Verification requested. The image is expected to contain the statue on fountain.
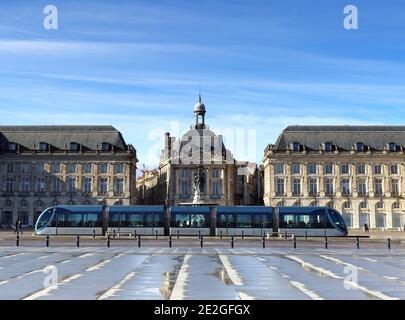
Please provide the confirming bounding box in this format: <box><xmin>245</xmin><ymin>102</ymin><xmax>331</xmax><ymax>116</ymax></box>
<box><xmin>193</xmin><ymin>166</ymin><xmax>206</xmax><ymax>203</ymax></box>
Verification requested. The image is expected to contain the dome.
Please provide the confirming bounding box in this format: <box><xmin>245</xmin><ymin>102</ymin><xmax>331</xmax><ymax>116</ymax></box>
<box><xmin>194</xmin><ymin>94</ymin><xmax>206</xmax><ymax>113</ymax></box>
<box><xmin>194</xmin><ymin>102</ymin><xmax>206</xmax><ymax>113</ymax></box>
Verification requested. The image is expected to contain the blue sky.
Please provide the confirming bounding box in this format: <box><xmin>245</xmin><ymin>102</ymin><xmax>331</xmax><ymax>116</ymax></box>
<box><xmin>1</xmin><ymin>0</ymin><xmax>405</xmax><ymax>167</ymax></box>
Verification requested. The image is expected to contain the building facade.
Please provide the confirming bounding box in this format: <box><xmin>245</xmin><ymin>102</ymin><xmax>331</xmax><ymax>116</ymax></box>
<box><xmin>0</xmin><ymin>126</ymin><xmax>138</xmax><ymax>227</ymax></box>
<box><xmin>264</xmin><ymin>126</ymin><xmax>405</xmax><ymax>230</ymax></box>
<box><xmin>136</xmin><ymin>96</ymin><xmax>263</xmax><ymax>206</ymax></box>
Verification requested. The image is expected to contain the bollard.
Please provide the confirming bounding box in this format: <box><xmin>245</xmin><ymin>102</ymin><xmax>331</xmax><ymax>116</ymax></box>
<box><xmin>305</xmin><ymin>231</ymin><xmax>308</xmax><ymax>240</ymax></box>
<box><xmin>231</xmin><ymin>236</ymin><xmax>234</xmax><ymax>249</ymax></box>
<box><xmin>356</xmin><ymin>236</ymin><xmax>360</xmax><ymax>250</ymax></box>
<box><xmin>324</xmin><ymin>236</ymin><xmax>328</xmax><ymax>250</ymax></box>
<box><xmin>107</xmin><ymin>235</ymin><xmax>110</xmax><ymax>248</ymax></box>
<box><xmin>241</xmin><ymin>230</ymin><xmax>244</xmax><ymax>239</ymax></box>
<box><xmin>293</xmin><ymin>235</ymin><xmax>297</xmax><ymax>249</ymax></box>
<box><xmin>138</xmin><ymin>235</ymin><xmax>141</xmax><ymax>248</ymax></box>
<box><xmin>387</xmin><ymin>238</ymin><xmax>391</xmax><ymax>251</ymax></box>
<box><xmin>177</xmin><ymin>230</ymin><xmax>180</xmax><ymax>239</ymax></box>
<box><xmin>76</xmin><ymin>235</ymin><xmax>80</xmax><ymax>248</ymax></box>
<box><xmin>46</xmin><ymin>235</ymin><xmax>49</xmax><ymax>247</ymax></box>
<box><xmin>262</xmin><ymin>235</ymin><xmax>265</xmax><ymax>249</ymax></box>
<box><xmin>200</xmin><ymin>236</ymin><xmax>203</xmax><ymax>248</ymax></box>
<box><xmin>93</xmin><ymin>229</ymin><xmax>96</xmax><ymax>238</ymax></box>
<box><xmin>113</xmin><ymin>230</ymin><xmax>116</xmax><ymax>239</ymax></box>
<box><xmin>284</xmin><ymin>230</ymin><xmax>287</xmax><ymax>240</ymax></box>
<box><xmin>155</xmin><ymin>230</ymin><xmax>158</xmax><ymax>239</ymax></box>
<box><xmin>16</xmin><ymin>234</ymin><xmax>20</xmax><ymax>247</ymax></box>
<box><xmin>169</xmin><ymin>235</ymin><xmax>172</xmax><ymax>248</ymax></box>
<box><xmin>220</xmin><ymin>230</ymin><xmax>223</xmax><ymax>240</ymax></box>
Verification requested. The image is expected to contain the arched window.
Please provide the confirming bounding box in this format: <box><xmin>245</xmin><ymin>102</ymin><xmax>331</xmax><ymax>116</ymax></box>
<box><xmin>51</xmin><ymin>200</ymin><xmax>59</xmax><ymax>206</ymax></box>
<box><xmin>66</xmin><ymin>200</ymin><xmax>76</xmax><ymax>205</ymax></box>
<box><xmin>376</xmin><ymin>200</ymin><xmax>384</xmax><ymax>209</ymax></box>
<box><xmin>20</xmin><ymin>199</ymin><xmax>28</xmax><ymax>207</ymax></box>
<box><xmin>359</xmin><ymin>201</ymin><xmax>368</xmax><ymax>209</ymax></box>
<box><xmin>293</xmin><ymin>201</ymin><xmax>302</xmax><ymax>207</ymax></box>
<box><xmin>343</xmin><ymin>201</ymin><xmax>351</xmax><ymax>209</ymax></box>
<box><xmin>309</xmin><ymin>201</ymin><xmax>317</xmax><ymax>207</ymax></box>
<box><xmin>35</xmin><ymin>200</ymin><xmax>45</xmax><ymax>207</ymax></box>
<box><xmin>393</xmin><ymin>202</ymin><xmax>401</xmax><ymax>209</ymax></box>
<box><xmin>83</xmin><ymin>200</ymin><xmax>92</xmax><ymax>205</ymax></box>
<box><xmin>5</xmin><ymin>200</ymin><xmax>13</xmax><ymax>207</ymax></box>
<box><xmin>114</xmin><ymin>200</ymin><xmax>123</xmax><ymax>206</ymax></box>
<box><xmin>276</xmin><ymin>201</ymin><xmax>283</xmax><ymax>207</ymax></box>
<box><xmin>326</xmin><ymin>201</ymin><xmax>334</xmax><ymax>208</ymax></box>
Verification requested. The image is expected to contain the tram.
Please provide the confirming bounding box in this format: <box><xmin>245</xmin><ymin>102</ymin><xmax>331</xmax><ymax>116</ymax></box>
<box><xmin>35</xmin><ymin>205</ymin><xmax>348</xmax><ymax>237</ymax></box>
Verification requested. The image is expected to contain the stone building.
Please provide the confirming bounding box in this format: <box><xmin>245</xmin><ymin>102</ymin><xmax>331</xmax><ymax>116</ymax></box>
<box><xmin>136</xmin><ymin>169</ymin><xmax>159</xmax><ymax>205</ymax></box>
<box><xmin>138</xmin><ymin>96</ymin><xmax>262</xmax><ymax>206</ymax></box>
<box><xmin>263</xmin><ymin>125</ymin><xmax>405</xmax><ymax>230</ymax></box>
<box><xmin>0</xmin><ymin>125</ymin><xmax>138</xmax><ymax>227</ymax></box>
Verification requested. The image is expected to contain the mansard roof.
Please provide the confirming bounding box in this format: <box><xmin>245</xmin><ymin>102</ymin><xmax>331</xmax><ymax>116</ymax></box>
<box><xmin>0</xmin><ymin>125</ymin><xmax>130</xmax><ymax>151</ymax></box>
<box><xmin>274</xmin><ymin>125</ymin><xmax>405</xmax><ymax>151</ymax></box>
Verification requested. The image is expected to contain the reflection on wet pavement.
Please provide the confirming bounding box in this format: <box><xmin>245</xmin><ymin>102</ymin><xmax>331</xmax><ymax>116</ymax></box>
<box><xmin>1</xmin><ymin>246</ymin><xmax>405</xmax><ymax>300</ymax></box>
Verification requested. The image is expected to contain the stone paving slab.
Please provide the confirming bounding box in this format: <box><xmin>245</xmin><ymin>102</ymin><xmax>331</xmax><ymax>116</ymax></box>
<box><xmin>0</xmin><ymin>246</ymin><xmax>405</xmax><ymax>300</ymax></box>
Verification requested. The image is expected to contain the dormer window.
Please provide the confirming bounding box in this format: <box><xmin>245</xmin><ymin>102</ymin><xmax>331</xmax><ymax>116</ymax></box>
<box><xmin>101</xmin><ymin>142</ymin><xmax>111</xmax><ymax>151</ymax></box>
<box><xmin>388</xmin><ymin>142</ymin><xmax>400</xmax><ymax>152</ymax></box>
<box><xmin>8</xmin><ymin>142</ymin><xmax>17</xmax><ymax>152</ymax></box>
<box><xmin>356</xmin><ymin>142</ymin><xmax>365</xmax><ymax>152</ymax></box>
<box><xmin>291</xmin><ymin>142</ymin><xmax>301</xmax><ymax>152</ymax></box>
<box><xmin>323</xmin><ymin>142</ymin><xmax>334</xmax><ymax>152</ymax></box>
<box><xmin>70</xmin><ymin>142</ymin><xmax>79</xmax><ymax>152</ymax></box>
<box><xmin>38</xmin><ymin>142</ymin><xmax>48</xmax><ymax>152</ymax></box>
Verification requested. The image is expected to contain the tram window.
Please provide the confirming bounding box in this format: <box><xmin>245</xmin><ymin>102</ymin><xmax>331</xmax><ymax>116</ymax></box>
<box><xmin>328</xmin><ymin>210</ymin><xmax>346</xmax><ymax>231</ymax></box>
<box><xmin>56</xmin><ymin>211</ymin><xmax>66</xmax><ymax>227</ymax></box>
<box><xmin>190</xmin><ymin>214</ymin><xmax>207</xmax><ymax>228</ymax></box>
<box><xmin>219</xmin><ymin>213</ymin><xmax>235</xmax><ymax>228</ymax></box>
<box><xmin>219</xmin><ymin>214</ymin><xmax>227</xmax><ymax>227</ymax></box>
<box><xmin>36</xmin><ymin>208</ymin><xmax>54</xmax><ymax>230</ymax></box>
<box><xmin>66</xmin><ymin>213</ymin><xmax>84</xmax><ymax>227</ymax></box>
<box><xmin>237</xmin><ymin>214</ymin><xmax>252</xmax><ymax>228</ymax></box>
<box><xmin>83</xmin><ymin>213</ymin><xmax>100</xmax><ymax>227</ymax></box>
<box><xmin>256</xmin><ymin>213</ymin><xmax>272</xmax><ymax>228</ymax></box>
<box><xmin>146</xmin><ymin>213</ymin><xmax>162</xmax><ymax>227</ymax></box>
<box><xmin>175</xmin><ymin>214</ymin><xmax>190</xmax><ymax>227</ymax></box>
<box><xmin>109</xmin><ymin>213</ymin><xmax>121</xmax><ymax>227</ymax></box>
<box><xmin>127</xmin><ymin>214</ymin><xmax>144</xmax><ymax>227</ymax></box>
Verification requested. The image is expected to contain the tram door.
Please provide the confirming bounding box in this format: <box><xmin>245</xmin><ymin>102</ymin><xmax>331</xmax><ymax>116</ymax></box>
<box><xmin>219</xmin><ymin>213</ymin><xmax>234</xmax><ymax>236</ymax></box>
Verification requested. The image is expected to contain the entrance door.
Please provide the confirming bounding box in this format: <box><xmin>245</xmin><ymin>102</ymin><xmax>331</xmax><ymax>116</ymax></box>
<box><xmin>359</xmin><ymin>213</ymin><xmax>370</xmax><ymax>229</ymax></box>
<box><xmin>1</xmin><ymin>211</ymin><xmax>13</xmax><ymax>227</ymax></box>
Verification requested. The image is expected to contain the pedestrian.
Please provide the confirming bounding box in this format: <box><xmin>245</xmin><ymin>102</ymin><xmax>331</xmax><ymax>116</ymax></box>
<box><xmin>19</xmin><ymin>220</ymin><xmax>23</xmax><ymax>234</ymax></box>
<box><xmin>13</xmin><ymin>220</ymin><xmax>18</xmax><ymax>234</ymax></box>
<box><xmin>364</xmin><ymin>222</ymin><xmax>369</xmax><ymax>233</ymax></box>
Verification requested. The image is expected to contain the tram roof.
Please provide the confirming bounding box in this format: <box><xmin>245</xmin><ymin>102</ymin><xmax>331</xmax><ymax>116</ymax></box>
<box><xmin>217</xmin><ymin>206</ymin><xmax>272</xmax><ymax>213</ymax></box>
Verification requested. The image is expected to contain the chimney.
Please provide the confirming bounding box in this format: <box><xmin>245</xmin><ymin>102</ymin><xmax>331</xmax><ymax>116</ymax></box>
<box><xmin>165</xmin><ymin>132</ymin><xmax>171</xmax><ymax>159</ymax></box>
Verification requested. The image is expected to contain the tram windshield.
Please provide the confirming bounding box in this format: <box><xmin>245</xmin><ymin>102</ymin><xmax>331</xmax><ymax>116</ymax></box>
<box><xmin>328</xmin><ymin>209</ymin><xmax>347</xmax><ymax>232</ymax></box>
<box><xmin>35</xmin><ymin>208</ymin><xmax>54</xmax><ymax>231</ymax></box>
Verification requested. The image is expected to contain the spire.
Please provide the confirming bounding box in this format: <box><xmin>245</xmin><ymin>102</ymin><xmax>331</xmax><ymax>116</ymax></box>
<box><xmin>198</xmin><ymin>93</ymin><xmax>202</xmax><ymax>103</ymax></box>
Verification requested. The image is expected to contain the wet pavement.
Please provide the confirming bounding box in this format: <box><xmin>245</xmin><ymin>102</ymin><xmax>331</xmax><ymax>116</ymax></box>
<box><xmin>1</xmin><ymin>246</ymin><xmax>405</xmax><ymax>300</ymax></box>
